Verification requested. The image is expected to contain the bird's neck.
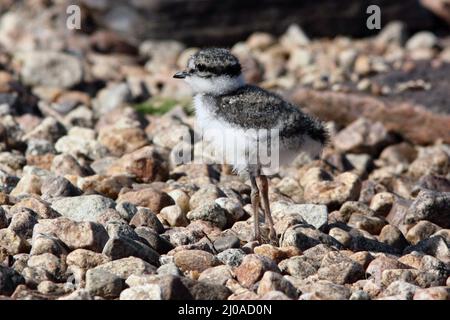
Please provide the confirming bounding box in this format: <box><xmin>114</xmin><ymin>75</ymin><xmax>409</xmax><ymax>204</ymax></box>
<box><xmin>192</xmin><ymin>74</ymin><xmax>245</xmax><ymax>96</ymax></box>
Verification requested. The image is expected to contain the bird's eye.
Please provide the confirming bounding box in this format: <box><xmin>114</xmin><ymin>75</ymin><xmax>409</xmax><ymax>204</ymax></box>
<box><xmin>197</xmin><ymin>64</ymin><xmax>206</xmax><ymax>72</ymax></box>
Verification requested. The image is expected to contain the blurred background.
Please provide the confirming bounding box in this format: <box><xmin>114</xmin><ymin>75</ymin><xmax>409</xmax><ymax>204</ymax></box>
<box><xmin>0</xmin><ymin>0</ymin><xmax>449</xmax><ymax>144</ymax></box>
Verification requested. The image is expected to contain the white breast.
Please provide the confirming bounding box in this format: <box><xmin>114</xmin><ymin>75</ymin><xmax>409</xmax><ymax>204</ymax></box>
<box><xmin>193</xmin><ymin>94</ymin><xmax>267</xmax><ymax>174</ymax></box>
<box><xmin>192</xmin><ymin>95</ymin><xmax>322</xmax><ymax>175</ymax></box>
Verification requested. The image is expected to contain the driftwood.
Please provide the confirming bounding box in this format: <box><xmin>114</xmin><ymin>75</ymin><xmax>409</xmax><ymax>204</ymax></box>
<box><xmin>289</xmin><ymin>61</ymin><xmax>450</xmax><ymax>145</ymax></box>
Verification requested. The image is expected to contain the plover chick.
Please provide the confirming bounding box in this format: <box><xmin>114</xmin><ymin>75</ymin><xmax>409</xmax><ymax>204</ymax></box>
<box><xmin>174</xmin><ymin>48</ymin><xmax>329</xmax><ymax>244</ymax></box>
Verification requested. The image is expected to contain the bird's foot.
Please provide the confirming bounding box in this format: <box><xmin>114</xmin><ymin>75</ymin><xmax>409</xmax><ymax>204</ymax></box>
<box><xmin>252</xmin><ymin>234</ymin><xmax>262</xmax><ymax>245</ymax></box>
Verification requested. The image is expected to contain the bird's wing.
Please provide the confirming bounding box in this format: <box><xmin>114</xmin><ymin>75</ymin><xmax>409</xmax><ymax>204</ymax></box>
<box><xmin>215</xmin><ymin>85</ymin><xmax>297</xmax><ymax>129</ymax></box>
<box><xmin>216</xmin><ymin>85</ymin><xmax>329</xmax><ymax>144</ymax></box>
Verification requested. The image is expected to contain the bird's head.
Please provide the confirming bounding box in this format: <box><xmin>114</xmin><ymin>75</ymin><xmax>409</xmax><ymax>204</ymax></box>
<box><xmin>173</xmin><ymin>48</ymin><xmax>245</xmax><ymax>95</ymax></box>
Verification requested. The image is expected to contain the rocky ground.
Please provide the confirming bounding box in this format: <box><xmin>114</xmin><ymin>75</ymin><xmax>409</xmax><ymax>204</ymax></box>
<box><xmin>0</xmin><ymin>2</ymin><xmax>450</xmax><ymax>300</ymax></box>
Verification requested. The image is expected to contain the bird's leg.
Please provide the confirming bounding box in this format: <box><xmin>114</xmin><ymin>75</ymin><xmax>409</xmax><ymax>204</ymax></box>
<box><xmin>257</xmin><ymin>175</ymin><xmax>277</xmax><ymax>245</ymax></box>
<box><xmin>221</xmin><ymin>164</ymin><xmax>233</xmax><ymax>176</ymax></box>
<box><xmin>250</xmin><ymin>174</ymin><xmax>261</xmax><ymax>243</ymax></box>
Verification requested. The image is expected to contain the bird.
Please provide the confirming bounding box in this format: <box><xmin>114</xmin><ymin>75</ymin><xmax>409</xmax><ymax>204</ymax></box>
<box><xmin>173</xmin><ymin>48</ymin><xmax>329</xmax><ymax>244</ymax></box>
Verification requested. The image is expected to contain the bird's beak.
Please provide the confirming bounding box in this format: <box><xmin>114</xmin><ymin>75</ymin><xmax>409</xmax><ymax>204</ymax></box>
<box><xmin>173</xmin><ymin>71</ymin><xmax>188</xmax><ymax>79</ymax></box>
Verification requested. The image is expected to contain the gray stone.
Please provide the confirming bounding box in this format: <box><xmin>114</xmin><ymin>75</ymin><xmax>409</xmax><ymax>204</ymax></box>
<box><xmin>85</xmin><ymin>269</ymin><xmax>125</xmax><ymax>299</ymax></box>
<box><xmin>18</xmin><ymin>51</ymin><xmax>83</xmax><ymax>89</ymax></box>
<box><xmin>156</xmin><ymin>263</ymin><xmax>182</xmax><ymax>277</ymax></box>
<box><xmin>189</xmin><ymin>185</ymin><xmax>225</xmax><ymax>210</ymax></box>
<box><xmin>349</xmin><ymin>290</ymin><xmax>370</xmax><ymax>300</ymax></box>
<box><xmin>180</xmin><ymin>277</ymin><xmax>231</xmax><ymax>300</ymax></box>
<box><xmin>92</xmin><ymin>257</ymin><xmax>157</xmax><ymax>280</ymax></box>
<box><xmin>405</xmin><ymin>190</ymin><xmax>450</xmax><ymax>228</ymax></box>
<box><xmin>300</xmin><ymin>280</ymin><xmax>351</xmax><ymax>300</ymax></box>
<box><xmin>379</xmin><ymin>225</ymin><xmax>409</xmax><ymax>253</ymax></box>
<box><xmin>102</xmin><ymin>236</ymin><xmax>160</xmax><ymax>266</ymax></box>
<box><xmin>198</xmin><ymin>265</ymin><xmax>234</xmax><ymax>286</ymax></box>
<box><xmin>105</xmin><ymin>221</ymin><xmax>141</xmax><ymax>241</ymax></box>
<box><xmin>134</xmin><ymin>227</ymin><xmax>174</xmax><ymax>254</ymax></box>
<box><xmin>0</xmin><ymin>206</ymin><xmax>8</xmax><ymax>229</ymax></box>
<box><xmin>272</xmin><ymin>202</ymin><xmax>328</xmax><ymax>229</ymax></box>
<box><xmin>30</xmin><ymin>234</ymin><xmax>68</xmax><ymax>257</ymax></box>
<box><xmin>93</xmin><ymin>82</ymin><xmax>132</xmax><ymax>115</ymax></box>
<box><xmin>8</xmin><ymin>208</ymin><xmax>38</xmax><ymax>239</ymax></box>
<box><xmin>404</xmin><ymin>236</ymin><xmax>450</xmax><ymax>264</ymax></box>
<box><xmin>187</xmin><ymin>203</ymin><xmax>228</xmax><ymax>229</ymax></box>
<box><xmin>0</xmin><ymin>228</ymin><xmax>30</xmax><ymax>255</ymax></box>
<box><xmin>27</xmin><ymin>253</ymin><xmax>66</xmax><ymax>281</ymax></box>
<box><xmin>216</xmin><ymin>248</ymin><xmax>246</xmax><ymax>267</ymax></box>
<box><xmin>280</xmin><ymin>224</ymin><xmax>342</xmax><ymax>251</ymax></box>
<box><xmin>115</xmin><ymin>201</ymin><xmax>137</xmax><ymax>222</ymax></box>
<box><xmin>51</xmin><ymin>195</ymin><xmax>116</xmax><ymax>222</ymax></box>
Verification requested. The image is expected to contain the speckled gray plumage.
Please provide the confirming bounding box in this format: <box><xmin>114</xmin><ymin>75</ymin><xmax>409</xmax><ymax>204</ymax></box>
<box><xmin>187</xmin><ymin>48</ymin><xmax>241</xmax><ymax>77</ymax></box>
<box><xmin>208</xmin><ymin>84</ymin><xmax>329</xmax><ymax>145</ymax></box>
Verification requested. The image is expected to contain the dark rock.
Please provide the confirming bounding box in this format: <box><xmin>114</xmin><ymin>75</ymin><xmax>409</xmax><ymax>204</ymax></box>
<box><xmin>358</xmin><ymin>180</ymin><xmax>388</xmax><ymax>204</ymax></box>
<box><xmin>349</xmin><ymin>235</ymin><xmax>398</xmax><ymax>254</ymax></box>
<box><xmin>405</xmin><ymin>190</ymin><xmax>450</xmax><ymax>228</ymax></box>
<box><xmin>102</xmin><ymin>236</ymin><xmax>160</xmax><ymax>267</ymax></box>
<box><xmin>412</xmin><ymin>175</ymin><xmax>450</xmax><ymax>195</ymax></box>
<box><xmin>0</xmin><ymin>265</ymin><xmax>25</xmax><ymax>296</ymax></box>
<box><xmin>85</xmin><ymin>269</ymin><xmax>125</xmax><ymax>299</ymax></box>
<box><xmin>180</xmin><ymin>277</ymin><xmax>231</xmax><ymax>300</ymax></box>
<box><xmin>135</xmin><ymin>227</ymin><xmax>174</xmax><ymax>254</ymax></box>
<box><xmin>213</xmin><ymin>235</ymin><xmax>241</xmax><ymax>252</ymax></box>
<box><xmin>279</xmin><ymin>256</ymin><xmax>317</xmax><ymax>278</ymax></box>
<box><xmin>280</xmin><ymin>224</ymin><xmax>343</xmax><ymax>251</ymax></box>
<box><xmin>290</xmin><ymin>62</ymin><xmax>450</xmax><ymax>145</ymax></box>
<box><xmin>216</xmin><ymin>248</ymin><xmax>246</xmax><ymax>267</ymax></box>
<box><xmin>403</xmin><ymin>236</ymin><xmax>449</xmax><ymax>263</ymax></box>
<box><xmin>130</xmin><ymin>208</ymin><xmax>164</xmax><ymax>234</ymax></box>
<box><xmin>92</xmin><ymin>257</ymin><xmax>157</xmax><ymax>280</ymax></box>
